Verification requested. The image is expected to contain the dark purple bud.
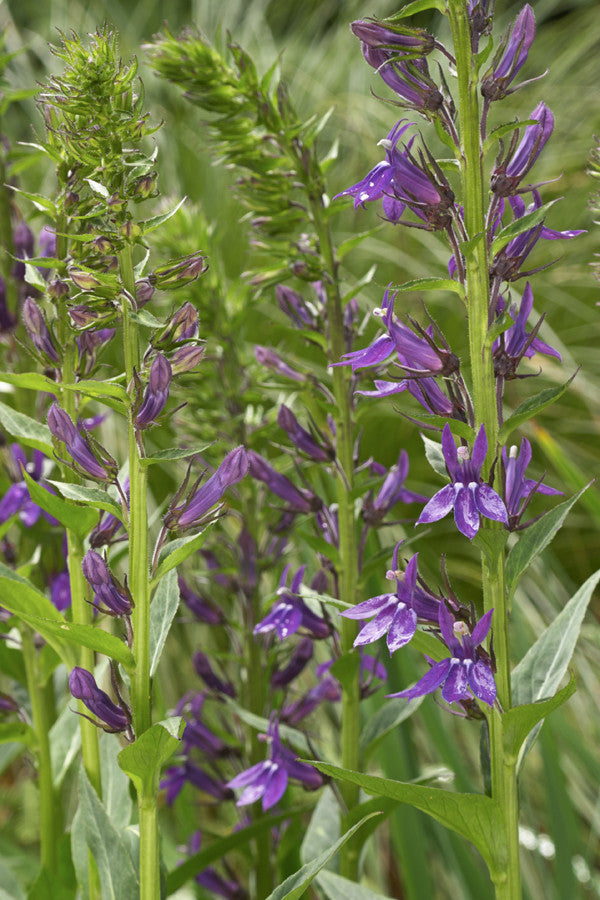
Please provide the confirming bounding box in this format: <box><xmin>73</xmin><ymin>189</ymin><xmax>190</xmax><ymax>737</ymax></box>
<box><xmin>504</xmin><ymin>103</ymin><xmax>554</xmax><ymax>182</ymax></box>
<box><xmin>48</xmin><ymin>404</ymin><xmax>117</xmax><ymax>483</ymax></box>
<box><xmin>247</xmin><ymin>450</ymin><xmax>320</xmax><ymax>513</ymax></box>
<box><xmin>48</xmin><ymin>404</ymin><xmax>77</xmax><ymax>444</ymax></box>
<box><xmin>135</xmin><ymin>354</ymin><xmax>172</xmax><ymax>429</ymax></box>
<box><xmin>270</xmin><ymin>637</ymin><xmax>314</xmax><ymax>688</ymax></box>
<box><xmin>90</xmin><ymin>479</ymin><xmax>127</xmax><ymax>547</ymax></box>
<box><xmin>178</xmin><ymin>576</ymin><xmax>224</xmax><ymax>624</ymax></box>
<box><xmin>254</xmin><ymin>346</ymin><xmax>306</xmax><ymax>383</ymax></box>
<box><xmin>22</xmin><ymin>298</ymin><xmax>60</xmax><ymax>364</ymax></box>
<box><xmin>170</xmin><ymin>344</ymin><xmax>205</xmax><ymax>374</ymax></box>
<box><xmin>12</xmin><ymin>221</ymin><xmax>35</xmax><ymax>280</ymax></box>
<box><xmin>482</xmin><ymin>4</ymin><xmax>535</xmax><ymax>100</ymax></box>
<box><xmin>351</xmin><ymin>19</ymin><xmax>434</xmax><ymax>54</ymax></box>
<box><xmin>276</xmin><ymin>284</ymin><xmax>317</xmax><ymax>329</ymax></box>
<box><xmin>150</xmin><ymin>252</ymin><xmax>208</xmax><ymax>290</ymax></box>
<box><xmin>165</xmin><ymin>447</ymin><xmax>248</xmax><ymax>531</ymax></box>
<box><xmin>82</xmin><ymin>549</ymin><xmax>132</xmax><ymax>616</ymax></box>
<box><xmin>277</xmin><ymin>405</ymin><xmax>331</xmax><ymax>462</ymax></box>
<box><xmin>50</xmin><ymin>571</ymin><xmax>71</xmax><ymax>612</ymax></box>
<box><xmin>281</xmin><ymin>676</ymin><xmax>341</xmax><ymax>725</ymax></box>
<box><xmin>69</xmin><ymin>667</ymin><xmax>130</xmax><ymax>732</ymax></box>
<box><xmin>193</xmin><ymin>651</ymin><xmax>235</xmax><ymax>697</ymax></box>
<box><xmin>135</xmin><ymin>278</ymin><xmax>155</xmax><ymax>307</ymax></box>
<box><xmin>152</xmin><ymin>302</ymin><xmax>199</xmax><ymax>349</ymax></box>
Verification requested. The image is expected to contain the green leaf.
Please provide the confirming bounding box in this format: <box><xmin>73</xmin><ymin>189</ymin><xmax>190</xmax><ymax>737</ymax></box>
<box><xmin>8</xmin><ymin>186</ymin><xmax>56</xmax><ymax>214</ymax></box>
<box><xmin>149</xmin><ymin>569</ymin><xmax>180</xmax><ymax>676</ymax></box>
<box><xmin>360</xmin><ymin>695</ymin><xmax>424</xmax><ymax>760</ymax></box>
<box><xmin>391</xmin><ymin>277</ymin><xmax>465</xmax><ymax>301</ymax></box>
<box><xmin>47</xmin><ymin>481</ymin><xmax>124</xmax><ymax>522</ymax></box>
<box><xmin>152</xmin><ymin>523</ymin><xmax>215</xmax><ymax>584</ymax></box>
<box><xmin>22</xmin><ymin>470</ymin><xmax>99</xmax><ymax>537</ymax></box>
<box><xmin>0</xmin><ymin>400</ymin><xmax>53</xmax><ymax>453</ymax></box>
<box><xmin>139</xmin><ymin>444</ymin><xmax>211</xmax><ymax>467</ymax></box>
<box><xmin>512</xmin><ymin>567</ymin><xmax>600</xmax><ymax>709</ymax></box>
<box><xmin>61</xmin><ymin>380</ymin><xmax>128</xmax><ymax>403</ymax></box>
<box><xmin>101</xmin><ymin>734</ymin><xmax>133</xmax><ymax>831</ymax></box>
<box><xmin>265</xmin><ymin>813</ymin><xmax>381</xmax><ymax>900</ymax></box>
<box><xmin>472</xmin><ymin>530</ymin><xmax>509</xmax><ymax>566</ymax></box>
<box><xmin>420</xmin><ymin>433</ymin><xmax>448</xmax><ymax>479</ymax></box>
<box><xmin>490</xmin><ymin>200</ymin><xmax>558</xmax><ymax>258</ymax></box>
<box><xmin>0</xmin><ymin>372</ymin><xmax>59</xmax><ymax>395</ymax></box>
<box><xmin>76</xmin><ymin>766</ymin><xmax>139</xmax><ymax>900</ymax></box>
<box><xmin>483</xmin><ymin>118</ymin><xmax>538</xmax><ymax>156</ymax></box>
<box><xmin>318</xmin><ymin>871</ymin><xmax>396</xmax><ymax>900</ymax></box>
<box><xmin>24</xmin><ymin>262</ymin><xmax>48</xmax><ymax>291</ymax></box>
<box><xmin>300</xmin><ymin>786</ymin><xmax>339</xmax><ymax>866</ymax></box>
<box><xmin>387</xmin><ymin>0</ymin><xmax>446</xmax><ymax>19</ymax></box>
<box><xmin>411</xmin><ymin>414</ymin><xmax>473</xmax><ymax>442</ymax></box>
<box><xmin>0</xmin><ymin>722</ymin><xmax>36</xmax><ymax>747</ymax></box>
<box><xmin>505</xmin><ymin>485</ymin><xmax>590</xmax><ymax>599</ymax></box>
<box><xmin>499</xmin><ymin>374</ymin><xmax>576</xmax><ymax>442</ymax></box>
<box><xmin>51</xmin><ymin>697</ymin><xmax>82</xmax><ymax>787</ymax></box>
<box><xmin>26</xmin><ymin>616</ymin><xmax>134</xmax><ymax>671</ymax></box>
<box><xmin>166</xmin><ymin>807</ymin><xmax>312</xmax><ymax>893</ymax></box>
<box><xmin>141</xmin><ymin>196</ymin><xmax>186</xmax><ymax>235</ymax></box>
<box><xmin>337</xmin><ymin>226</ymin><xmax>383</xmax><ymax>261</ymax></box>
<box><xmin>502</xmin><ymin>675</ymin><xmax>576</xmax><ymax>767</ymax></box>
<box><xmin>118</xmin><ymin>717</ymin><xmax>183</xmax><ymax>797</ymax></box>
<box><xmin>310</xmin><ymin>763</ymin><xmax>502</xmax><ymax>878</ymax></box>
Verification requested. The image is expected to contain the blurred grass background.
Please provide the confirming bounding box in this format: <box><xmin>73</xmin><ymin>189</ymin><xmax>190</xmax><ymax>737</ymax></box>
<box><xmin>1</xmin><ymin>0</ymin><xmax>599</xmax><ymax>897</ymax></box>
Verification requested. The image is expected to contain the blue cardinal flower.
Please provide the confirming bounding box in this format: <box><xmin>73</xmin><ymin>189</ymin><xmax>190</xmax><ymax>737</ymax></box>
<box><xmin>417</xmin><ymin>424</ymin><xmax>508</xmax><ymax>539</ymax></box>
<box><xmin>387</xmin><ymin>604</ymin><xmax>497</xmax><ymax>706</ymax></box>
<box><xmin>254</xmin><ymin>565</ymin><xmax>329</xmax><ymax>641</ymax></box>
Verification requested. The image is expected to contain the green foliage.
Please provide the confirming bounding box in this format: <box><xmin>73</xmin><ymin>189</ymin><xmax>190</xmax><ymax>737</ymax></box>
<box><xmin>117</xmin><ymin>717</ymin><xmax>182</xmax><ymax>798</ymax></box>
<box><xmin>148</xmin><ymin>570</ymin><xmax>180</xmax><ymax>677</ymax></box>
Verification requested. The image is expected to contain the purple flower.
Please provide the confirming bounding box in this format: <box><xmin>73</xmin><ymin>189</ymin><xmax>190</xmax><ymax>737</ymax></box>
<box><xmin>417</xmin><ymin>424</ymin><xmax>508</xmax><ymax>539</ymax></box>
<box><xmin>481</xmin><ymin>5</ymin><xmax>536</xmax><ymax>101</ymax></box>
<box><xmin>502</xmin><ymin>438</ymin><xmax>562</xmax><ymax>528</ymax></box>
<box><xmin>165</xmin><ymin>447</ymin><xmax>248</xmax><ymax>531</ymax></box>
<box><xmin>362</xmin><ymin>48</ymin><xmax>443</xmax><ymax>112</ymax></box>
<box><xmin>178</xmin><ymin>575</ymin><xmax>224</xmax><ymax>625</ymax></box>
<box><xmin>341</xmin><ymin>547</ymin><xmax>439</xmax><ymax>653</ymax></box>
<box><xmin>351</xmin><ymin>19</ymin><xmax>434</xmax><ymax>55</ymax></box>
<box><xmin>135</xmin><ymin>353</ymin><xmax>172</xmax><ymax>428</ymax></box>
<box><xmin>69</xmin><ymin>667</ymin><xmax>130</xmax><ymax>733</ymax></box>
<box><xmin>82</xmin><ymin>550</ymin><xmax>132</xmax><ymax>617</ymax></box>
<box><xmin>47</xmin><ymin>404</ymin><xmax>117</xmax><ymax>483</ymax></box>
<box><xmin>281</xmin><ymin>673</ymin><xmax>341</xmax><ymax>725</ymax></box>
<box><xmin>0</xmin><ymin>445</ymin><xmax>58</xmax><ymax>527</ymax></box>
<box><xmin>365</xmin><ymin>449</ymin><xmax>427</xmax><ymax>522</ymax></box>
<box><xmin>387</xmin><ymin>604</ymin><xmax>497</xmax><ymax>707</ymax></box>
<box><xmin>226</xmin><ymin>717</ymin><xmax>323</xmax><ymax>811</ymax></box>
<box><xmin>254</xmin><ymin>565</ymin><xmax>329</xmax><ymax>641</ymax></box>
<box><xmin>193</xmin><ymin>651</ymin><xmax>235</xmax><ymax>698</ymax></box>
<box><xmin>247</xmin><ymin>450</ymin><xmax>320</xmax><ymax>513</ymax></box>
<box><xmin>492</xmin><ymin>103</ymin><xmax>554</xmax><ymax>196</ymax></box>
<box><xmin>254</xmin><ymin>346</ymin><xmax>306</xmax><ymax>383</ymax></box>
<box><xmin>277</xmin><ymin>405</ymin><xmax>331</xmax><ymax>462</ymax></box>
<box><xmin>160</xmin><ymin>762</ymin><xmax>233</xmax><ymax>805</ymax></box>
<box><xmin>270</xmin><ymin>637</ymin><xmax>314</xmax><ymax>688</ymax></box>
<box><xmin>493</xmin><ymin>282</ymin><xmax>561</xmax><ymax>378</ymax></box>
<box><xmin>50</xmin><ymin>571</ymin><xmax>71</xmax><ymax>612</ymax></box>
<box><xmin>22</xmin><ymin>297</ymin><xmax>60</xmax><ymax>364</ymax></box>
<box><xmin>152</xmin><ymin>302</ymin><xmax>199</xmax><ymax>348</ymax></box>
<box><xmin>276</xmin><ymin>284</ymin><xmax>318</xmax><ymax>329</ymax></box>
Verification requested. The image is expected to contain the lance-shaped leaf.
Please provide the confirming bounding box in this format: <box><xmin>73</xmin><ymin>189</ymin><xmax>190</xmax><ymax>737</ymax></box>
<box><xmin>309</xmin><ymin>763</ymin><xmax>503</xmax><ymax>879</ymax></box>
<box><xmin>505</xmin><ymin>485</ymin><xmax>590</xmax><ymax>599</ymax></box>
<box><xmin>388</xmin><ymin>0</ymin><xmax>446</xmax><ymax>19</ymax></box>
<box><xmin>265</xmin><ymin>813</ymin><xmax>381</xmax><ymax>900</ymax></box>
<box><xmin>502</xmin><ymin>676</ymin><xmax>576</xmax><ymax>768</ymax></box>
<box><xmin>47</xmin><ymin>481</ymin><xmax>125</xmax><ymax>522</ymax></box>
<box><xmin>391</xmin><ymin>276</ymin><xmax>466</xmax><ymax>301</ymax></box>
<box><xmin>499</xmin><ymin>374</ymin><xmax>576</xmax><ymax>443</ymax></box>
<box><xmin>511</xmin><ymin>569</ymin><xmax>600</xmax><ymax>766</ymax></box>
<box><xmin>22</xmin><ymin>470</ymin><xmax>99</xmax><ymax>537</ymax></box>
<box><xmin>118</xmin><ymin>717</ymin><xmax>183</xmax><ymax>797</ymax></box>
<box><xmin>490</xmin><ymin>199</ymin><xmax>558</xmax><ymax>257</ymax></box>
<box><xmin>149</xmin><ymin>569</ymin><xmax>180</xmax><ymax>677</ymax></box>
<box><xmin>0</xmin><ymin>400</ymin><xmax>53</xmax><ymax>454</ymax></box>
<box><xmin>318</xmin><ymin>871</ymin><xmax>397</xmax><ymax>900</ymax></box>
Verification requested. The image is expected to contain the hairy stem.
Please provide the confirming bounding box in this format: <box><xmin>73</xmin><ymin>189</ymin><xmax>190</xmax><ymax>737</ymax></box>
<box><xmin>447</xmin><ymin>3</ymin><xmax>520</xmax><ymax>897</ymax></box>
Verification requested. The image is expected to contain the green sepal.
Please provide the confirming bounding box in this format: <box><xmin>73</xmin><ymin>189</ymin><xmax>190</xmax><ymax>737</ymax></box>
<box><xmin>505</xmin><ymin>485</ymin><xmax>590</xmax><ymax>599</ymax></box>
<box><xmin>309</xmin><ymin>763</ymin><xmax>503</xmax><ymax>879</ymax></box>
<box><xmin>117</xmin><ymin>717</ymin><xmax>183</xmax><ymax>796</ymax></box>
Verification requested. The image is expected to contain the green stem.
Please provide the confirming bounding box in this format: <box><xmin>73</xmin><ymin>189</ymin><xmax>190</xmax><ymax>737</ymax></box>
<box><xmin>307</xmin><ymin>190</ymin><xmax>360</xmax><ymax>879</ymax></box>
<box><xmin>21</xmin><ymin>629</ymin><xmax>61</xmax><ymax>873</ymax></box>
<box><xmin>138</xmin><ymin>788</ymin><xmax>160</xmax><ymax>900</ymax></box>
<box><xmin>447</xmin><ymin>3</ymin><xmax>520</xmax><ymax>897</ymax></box>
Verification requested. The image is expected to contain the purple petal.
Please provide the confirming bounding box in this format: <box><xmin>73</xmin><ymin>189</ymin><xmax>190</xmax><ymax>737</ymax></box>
<box><xmin>416</xmin><ymin>484</ymin><xmax>455</xmax><ymax>525</ymax></box>
<box><xmin>386</xmin><ymin>658</ymin><xmax>452</xmax><ymax>701</ymax></box>
<box><xmin>471</xmin><ymin>608</ymin><xmax>494</xmax><ymax>647</ymax></box>
<box><xmin>471</xmin><ymin>425</ymin><xmax>488</xmax><ymax>473</ymax></box>
<box><xmin>475</xmin><ymin>484</ymin><xmax>508</xmax><ymax>525</ymax></box>
<box><xmin>441</xmin><ymin>660</ymin><xmax>470</xmax><ymax>703</ymax></box>
<box><xmin>227</xmin><ymin>760</ymin><xmax>271</xmax><ymax>790</ymax></box>
<box><xmin>453</xmin><ymin>485</ymin><xmax>480</xmax><ymax>539</ymax></box>
<box><xmin>468</xmin><ymin>660</ymin><xmax>497</xmax><ymax>706</ymax></box>
<box><xmin>353</xmin><ymin>604</ymin><xmax>396</xmax><ymax>647</ymax></box>
<box><xmin>261</xmin><ymin>764</ymin><xmax>288</xmax><ymax>810</ymax></box>
<box><xmin>387</xmin><ymin>604</ymin><xmax>417</xmax><ymax>652</ymax></box>
<box><xmin>341</xmin><ymin>593</ymin><xmax>395</xmax><ymax>620</ymax></box>
<box><xmin>441</xmin><ymin>424</ymin><xmax>459</xmax><ymax>477</ymax></box>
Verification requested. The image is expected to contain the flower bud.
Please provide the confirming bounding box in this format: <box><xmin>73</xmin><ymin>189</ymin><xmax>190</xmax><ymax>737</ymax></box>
<box><xmin>170</xmin><ymin>344</ymin><xmax>205</xmax><ymax>374</ymax></box>
<box><xmin>82</xmin><ymin>549</ymin><xmax>133</xmax><ymax>616</ymax></box>
<box><xmin>69</xmin><ymin>667</ymin><xmax>130</xmax><ymax>733</ymax></box>
<box><xmin>165</xmin><ymin>446</ymin><xmax>248</xmax><ymax>531</ymax></box>
<box><xmin>152</xmin><ymin>302</ymin><xmax>199</xmax><ymax>349</ymax></box>
<box><xmin>69</xmin><ymin>268</ymin><xmax>101</xmax><ymax>291</ymax></box>
<box><xmin>22</xmin><ymin>297</ymin><xmax>60</xmax><ymax>364</ymax></box>
<box><xmin>135</xmin><ymin>278</ymin><xmax>155</xmax><ymax>307</ymax></box>
<box><xmin>151</xmin><ymin>252</ymin><xmax>208</xmax><ymax>290</ymax></box>
<box><xmin>135</xmin><ymin>353</ymin><xmax>172</xmax><ymax>429</ymax></box>
<box><xmin>254</xmin><ymin>345</ymin><xmax>306</xmax><ymax>382</ymax></box>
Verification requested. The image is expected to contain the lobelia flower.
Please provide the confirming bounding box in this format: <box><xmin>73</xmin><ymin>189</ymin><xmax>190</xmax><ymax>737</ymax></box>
<box><xmin>49</xmin><ymin>571</ymin><xmax>71</xmax><ymax>612</ymax></box>
<box><xmin>361</xmin><ymin>48</ymin><xmax>444</xmax><ymax>114</ymax></box>
<box><xmin>254</xmin><ymin>345</ymin><xmax>307</xmax><ymax>383</ymax></box>
<box><xmin>502</xmin><ymin>438</ymin><xmax>562</xmax><ymax>529</ymax></box>
<box><xmin>76</xmin><ymin>328</ymin><xmax>116</xmax><ymax>376</ymax></box>
<box><xmin>135</xmin><ymin>353</ymin><xmax>172</xmax><ymax>429</ymax></box>
<box><xmin>82</xmin><ymin>549</ymin><xmax>133</xmax><ymax>617</ymax></box>
<box><xmin>493</xmin><ymin>282</ymin><xmax>561</xmax><ymax>378</ymax></box>
<box><xmin>185</xmin><ymin>833</ymin><xmax>247</xmax><ymax>899</ymax></box>
<box><xmin>178</xmin><ymin>575</ymin><xmax>224</xmax><ymax>625</ymax></box>
<box><xmin>226</xmin><ymin>717</ymin><xmax>323</xmax><ymax>811</ymax></box>
<box><xmin>178</xmin><ymin>693</ymin><xmax>232</xmax><ymax>758</ymax></box>
<box><xmin>350</xmin><ymin>19</ymin><xmax>435</xmax><ymax>56</ymax></box>
<box><xmin>270</xmin><ymin>636</ymin><xmax>314</xmax><ymax>688</ymax></box>
<box><xmin>387</xmin><ymin>604</ymin><xmax>497</xmax><ymax>707</ymax></box>
<box><xmin>481</xmin><ymin>4</ymin><xmax>536</xmax><ymax>101</ymax></box>
<box><xmin>0</xmin><ymin>445</ymin><xmax>58</xmax><ymax>527</ymax></box>
<box><xmin>254</xmin><ymin>564</ymin><xmax>329</xmax><ymax>641</ymax></box>
<box><xmin>276</xmin><ymin>284</ymin><xmax>319</xmax><ymax>330</ymax></box>
<box><xmin>160</xmin><ymin>761</ymin><xmax>233</xmax><ymax>805</ymax></box>
<box><xmin>281</xmin><ymin>671</ymin><xmax>342</xmax><ymax>725</ymax></box>
<box><xmin>277</xmin><ymin>404</ymin><xmax>332</xmax><ymax>462</ymax></box>
<box><xmin>492</xmin><ymin>102</ymin><xmax>554</xmax><ymax>196</ymax></box>
<box><xmin>47</xmin><ymin>403</ymin><xmax>118</xmax><ymax>483</ymax></box>
<box><xmin>164</xmin><ymin>446</ymin><xmax>248</xmax><ymax>531</ymax></box>
<box><xmin>417</xmin><ymin>424</ymin><xmax>508</xmax><ymax>539</ymax></box>
<box><xmin>152</xmin><ymin>301</ymin><xmax>199</xmax><ymax>349</ymax></box>
<box><xmin>341</xmin><ymin>545</ymin><xmax>440</xmax><ymax>653</ymax></box>
<box><xmin>169</xmin><ymin>344</ymin><xmax>205</xmax><ymax>375</ymax></box>
<box><xmin>247</xmin><ymin>450</ymin><xmax>321</xmax><ymax>514</ymax></box>
<box><xmin>357</xmin><ymin>376</ymin><xmax>457</xmax><ymax>419</ymax></box>
<box><xmin>363</xmin><ymin>449</ymin><xmax>427</xmax><ymax>525</ymax></box>
<box><xmin>22</xmin><ymin>297</ymin><xmax>60</xmax><ymax>364</ymax></box>
<box><xmin>69</xmin><ymin>666</ymin><xmax>131</xmax><ymax>734</ymax></box>
<box><xmin>193</xmin><ymin>651</ymin><xmax>235</xmax><ymax>698</ymax></box>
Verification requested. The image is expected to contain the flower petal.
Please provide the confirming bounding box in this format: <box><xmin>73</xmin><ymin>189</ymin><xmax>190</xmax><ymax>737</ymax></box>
<box><xmin>441</xmin><ymin>660</ymin><xmax>469</xmax><ymax>703</ymax></box>
<box><xmin>453</xmin><ymin>484</ymin><xmax>480</xmax><ymax>539</ymax></box>
<box><xmin>341</xmin><ymin>594</ymin><xmax>395</xmax><ymax>620</ymax></box>
<box><xmin>475</xmin><ymin>484</ymin><xmax>508</xmax><ymax>524</ymax></box>
<box><xmin>468</xmin><ymin>660</ymin><xmax>497</xmax><ymax>706</ymax></box>
<box><xmin>387</xmin><ymin>604</ymin><xmax>417</xmax><ymax>653</ymax></box>
<box><xmin>353</xmin><ymin>605</ymin><xmax>396</xmax><ymax>648</ymax></box>
<box><xmin>416</xmin><ymin>484</ymin><xmax>455</xmax><ymax>525</ymax></box>
<box><xmin>386</xmin><ymin>658</ymin><xmax>451</xmax><ymax>701</ymax></box>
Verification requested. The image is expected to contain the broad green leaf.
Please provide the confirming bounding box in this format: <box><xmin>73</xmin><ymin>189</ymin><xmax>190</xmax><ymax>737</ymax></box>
<box><xmin>21</xmin><ymin>616</ymin><xmax>134</xmax><ymax>671</ymax></box>
<box><xmin>47</xmin><ymin>481</ymin><xmax>124</xmax><ymax>522</ymax></box>
<box><xmin>0</xmin><ymin>372</ymin><xmax>127</xmax><ymax>402</ymax></box>
<box><xmin>70</xmin><ymin>807</ymin><xmax>89</xmax><ymax>900</ymax></box>
<box><xmin>0</xmin><ymin>401</ymin><xmax>53</xmax><ymax>453</ymax></box>
<box><xmin>0</xmin><ymin>722</ymin><xmax>36</xmax><ymax>747</ymax></box>
<box><xmin>139</xmin><ymin>445</ymin><xmax>211</xmax><ymax>467</ymax></box>
<box><xmin>360</xmin><ymin>695</ymin><xmax>424</xmax><ymax>759</ymax></box>
<box><xmin>118</xmin><ymin>717</ymin><xmax>183</xmax><ymax>797</ymax></box>
<box><xmin>388</xmin><ymin>0</ymin><xmax>446</xmax><ymax>19</ymax></box>
<box><xmin>512</xmin><ymin>567</ymin><xmax>600</xmax><ymax>703</ymax></box>
<box><xmin>22</xmin><ymin>470</ymin><xmax>99</xmax><ymax>537</ymax></box>
<box><xmin>502</xmin><ymin>676</ymin><xmax>576</xmax><ymax>766</ymax></box>
<box><xmin>149</xmin><ymin>569</ymin><xmax>180</xmax><ymax>676</ymax></box>
<box><xmin>166</xmin><ymin>807</ymin><xmax>312</xmax><ymax>893</ymax></box>
<box><xmin>152</xmin><ymin>523</ymin><xmax>215</xmax><ymax>584</ymax></box>
<box><xmin>421</xmin><ymin>433</ymin><xmax>447</xmax><ymax>479</ymax></box>
<box><xmin>472</xmin><ymin>529</ymin><xmax>509</xmax><ymax>566</ymax></box>
<box><xmin>505</xmin><ymin>485</ymin><xmax>590</xmax><ymax>599</ymax></box>
<box><xmin>490</xmin><ymin>200</ymin><xmax>558</xmax><ymax>258</ymax></box>
<box><xmin>265</xmin><ymin>813</ymin><xmax>380</xmax><ymax>900</ymax></box>
<box><xmin>76</xmin><ymin>767</ymin><xmax>139</xmax><ymax>900</ymax></box>
<box><xmin>0</xmin><ymin>372</ymin><xmax>57</xmax><ymax>393</ymax></box>
<box><xmin>310</xmin><ymin>763</ymin><xmax>502</xmax><ymax>878</ymax></box>
<box><xmin>26</xmin><ymin>834</ymin><xmax>77</xmax><ymax>900</ymax></box>
<box><xmin>499</xmin><ymin>374</ymin><xmax>576</xmax><ymax>442</ymax></box>
<box><xmin>391</xmin><ymin>277</ymin><xmax>465</xmax><ymax>301</ymax></box>
<box><xmin>318</xmin><ymin>871</ymin><xmax>396</xmax><ymax>900</ymax></box>
<box><xmin>61</xmin><ymin>380</ymin><xmax>128</xmax><ymax>403</ymax></box>
<box><xmin>300</xmin><ymin>786</ymin><xmax>339</xmax><ymax>866</ymax></box>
